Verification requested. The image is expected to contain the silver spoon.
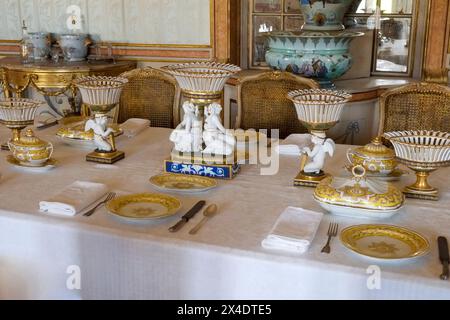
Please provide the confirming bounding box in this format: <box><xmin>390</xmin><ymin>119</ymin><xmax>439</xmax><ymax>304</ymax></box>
<box><xmin>189</xmin><ymin>204</ymin><xmax>218</xmax><ymax>235</ymax></box>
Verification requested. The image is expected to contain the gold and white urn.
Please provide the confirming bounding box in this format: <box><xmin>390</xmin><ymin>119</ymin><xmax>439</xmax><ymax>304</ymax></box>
<box><xmin>287</xmin><ymin>89</ymin><xmax>351</xmax><ymax>187</ymax></box>
<box><xmin>74</xmin><ymin>76</ymin><xmax>128</xmax><ymax>164</ymax></box>
<box><xmin>161</xmin><ymin>62</ymin><xmax>241</xmax><ymax>179</ymax></box>
<box><xmin>0</xmin><ymin>98</ymin><xmax>42</xmax><ymax>150</ymax></box>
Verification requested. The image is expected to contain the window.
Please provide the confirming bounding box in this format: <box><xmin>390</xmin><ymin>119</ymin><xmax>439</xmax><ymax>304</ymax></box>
<box><xmin>248</xmin><ymin>0</ymin><xmax>418</xmax><ymax>76</ymax></box>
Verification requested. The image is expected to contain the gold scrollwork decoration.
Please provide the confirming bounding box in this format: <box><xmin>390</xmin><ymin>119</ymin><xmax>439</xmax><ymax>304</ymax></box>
<box><xmin>2</xmin><ymin>72</ymin><xmax>77</xmax><ymax>97</ymax></box>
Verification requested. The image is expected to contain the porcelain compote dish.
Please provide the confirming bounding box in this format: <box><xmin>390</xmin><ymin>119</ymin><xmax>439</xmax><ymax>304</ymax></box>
<box><xmin>0</xmin><ymin>98</ymin><xmax>42</xmax><ymax>149</ymax></box>
<box><xmin>288</xmin><ymin>89</ymin><xmax>351</xmax><ymax>187</ymax></box>
<box><xmin>75</xmin><ymin>76</ymin><xmax>128</xmax><ymax>164</ymax></box>
<box><xmin>384</xmin><ymin>130</ymin><xmax>450</xmax><ymax>201</ymax></box>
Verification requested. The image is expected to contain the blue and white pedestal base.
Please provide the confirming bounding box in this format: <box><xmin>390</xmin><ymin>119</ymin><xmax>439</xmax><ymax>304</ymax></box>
<box><xmin>165</xmin><ymin>149</ymin><xmax>241</xmax><ymax>179</ymax></box>
<box><xmin>165</xmin><ymin>160</ymin><xmax>240</xmax><ymax>180</ymax></box>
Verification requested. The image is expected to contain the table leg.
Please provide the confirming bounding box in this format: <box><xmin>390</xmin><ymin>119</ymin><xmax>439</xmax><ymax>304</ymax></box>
<box><xmin>68</xmin><ymin>85</ymin><xmax>80</xmax><ymax>116</ymax></box>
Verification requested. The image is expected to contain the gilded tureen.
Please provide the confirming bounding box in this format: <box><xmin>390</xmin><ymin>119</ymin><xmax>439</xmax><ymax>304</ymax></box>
<box><xmin>347</xmin><ymin>137</ymin><xmax>398</xmax><ymax>175</ymax></box>
<box><xmin>9</xmin><ymin>129</ymin><xmax>53</xmax><ymax>167</ymax></box>
<box><xmin>314</xmin><ymin>165</ymin><xmax>405</xmax><ymax>219</ymax></box>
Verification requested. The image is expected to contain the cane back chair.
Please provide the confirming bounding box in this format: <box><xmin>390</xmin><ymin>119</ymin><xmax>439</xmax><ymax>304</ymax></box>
<box><xmin>118</xmin><ymin>68</ymin><xmax>180</xmax><ymax>128</ymax></box>
<box><xmin>378</xmin><ymin>82</ymin><xmax>450</xmax><ymax>135</ymax></box>
<box><xmin>236</xmin><ymin>71</ymin><xmax>319</xmax><ymax>139</ymax></box>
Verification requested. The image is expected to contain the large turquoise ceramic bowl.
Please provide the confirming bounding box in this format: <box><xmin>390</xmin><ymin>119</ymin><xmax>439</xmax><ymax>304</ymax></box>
<box><xmin>300</xmin><ymin>0</ymin><xmax>355</xmax><ymax>31</ymax></box>
<box><xmin>265</xmin><ymin>31</ymin><xmax>363</xmax><ymax>88</ymax></box>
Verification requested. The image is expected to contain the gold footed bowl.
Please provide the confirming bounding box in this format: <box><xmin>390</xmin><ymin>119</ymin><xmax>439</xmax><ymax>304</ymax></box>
<box><xmin>0</xmin><ymin>98</ymin><xmax>42</xmax><ymax>150</ymax></box>
<box><xmin>384</xmin><ymin>131</ymin><xmax>450</xmax><ymax>201</ymax></box>
<box><xmin>396</xmin><ymin>159</ymin><xmax>447</xmax><ymax>201</ymax></box>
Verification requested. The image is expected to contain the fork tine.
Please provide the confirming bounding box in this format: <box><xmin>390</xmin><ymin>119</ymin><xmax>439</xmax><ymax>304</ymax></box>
<box><xmin>333</xmin><ymin>223</ymin><xmax>339</xmax><ymax>236</ymax></box>
<box><xmin>327</xmin><ymin>222</ymin><xmax>333</xmax><ymax>236</ymax></box>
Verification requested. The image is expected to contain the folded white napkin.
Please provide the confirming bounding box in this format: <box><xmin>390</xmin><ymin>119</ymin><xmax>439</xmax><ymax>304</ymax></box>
<box><xmin>276</xmin><ymin>134</ymin><xmax>311</xmax><ymax>156</ymax></box>
<box><xmin>39</xmin><ymin>181</ymin><xmax>109</xmax><ymax>216</ymax></box>
<box><xmin>120</xmin><ymin>118</ymin><xmax>151</xmax><ymax>138</ymax></box>
<box><xmin>262</xmin><ymin>207</ymin><xmax>324</xmax><ymax>254</ymax></box>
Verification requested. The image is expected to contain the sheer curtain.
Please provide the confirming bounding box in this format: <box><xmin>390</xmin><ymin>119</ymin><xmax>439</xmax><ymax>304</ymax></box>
<box><xmin>393</xmin><ymin>0</ymin><xmax>413</xmax><ymax>13</ymax></box>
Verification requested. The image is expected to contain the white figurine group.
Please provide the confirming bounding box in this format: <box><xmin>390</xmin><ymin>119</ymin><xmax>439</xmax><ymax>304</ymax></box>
<box><xmin>85</xmin><ymin>115</ymin><xmax>115</xmax><ymax>152</ymax></box>
<box><xmin>170</xmin><ymin>101</ymin><xmax>235</xmax><ymax>156</ymax></box>
<box><xmin>301</xmin><ymin>133</ymin><xmax>335</xmax><ymax>174</ymax></box>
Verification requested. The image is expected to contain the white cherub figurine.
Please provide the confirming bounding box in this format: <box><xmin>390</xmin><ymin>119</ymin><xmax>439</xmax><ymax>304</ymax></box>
<box><xmin>302</xmin><ymin>133</ymin><xmax>336</xmax><ymax>174</ymax></box>
<box><xmin>85</xmin><ymin>114</ymin><xmax>114</xmax><ymax>152</ymax></box>
<box><xmin>170</xmin><ymin>101</ymin><xmax>203</xmax><ymax>153</ymax></box>
<box><xmin>202</xmin><ymin>103</ymin><xmax>235</xmax><ymax>156</ymax></box>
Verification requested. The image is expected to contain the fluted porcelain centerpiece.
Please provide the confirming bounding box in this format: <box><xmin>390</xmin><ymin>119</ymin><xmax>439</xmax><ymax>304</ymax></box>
<box><xmin>162</xmin><ymin>62</ymin><xmax>241</xmax><ymax>159</ymax></box>
<box><xmin>384</xmin><ymin>131</ymin><xmax>450</xmax><ymax>201</ymax></box>
<box><xmin>265</xmin><ymin>0</ymin><xmax>363</xmax><ymax>88</ymax></box>
<box><xmin>288</xmin><ymin>89</ymin><xmax>351</xmax><ymax>187</ymax></box>
<box><xmin>161</xmin><ymin>62</ymin><xmax>242</xmax><ymax>179</ymax></box>
<box><xmin>75</xmin><ymin>76</ymin><xmax>128</xmax><ymax>164</ymax></box>
<box><xmin>162</xmin><ymin>62</ymin><xmax>241</xmax><ymax>104</ymax></box>
<box><xmin>0</xmin><ymin>98</ymin><xmax>41</xmax><ymax>146</ymax></box>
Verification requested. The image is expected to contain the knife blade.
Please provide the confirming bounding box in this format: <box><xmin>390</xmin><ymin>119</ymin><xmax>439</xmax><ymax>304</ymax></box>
<box><xmin>438</xmin><ymin>236</ymin><xmax>449</xmax><ymax>280</ymax></box>
<box><xmin>36</xmin><ymin>120</ymin><xmax>59</xmax><ymax>130</ymax></box>
<box><xmin>169</xmin><ymin>201</ymin><xmax>206</xmax><ymax>233</ymax></box>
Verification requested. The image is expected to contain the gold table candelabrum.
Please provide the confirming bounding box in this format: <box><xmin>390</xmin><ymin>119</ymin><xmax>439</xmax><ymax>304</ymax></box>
<box><xmin>74</xmin><ymin>76</ymin><xmax>128</xmax><ymax>164</ymax></box>
<box><xmin>287</xmin><ymin>89</ymin><xmax>351</xmax><ymax>187</ymax></box>
<box><xmin>384</xmin><ymin>131</ymin><xmax>450</xmax><ymax>201</ymax></box>
<box><xmin>161</xmin><ymin>62</ymin><xmax>242</xmax><ymax>179</ymax></box>
<box><xmin>0</xmin><ymin>98</ymin><xmax>42</xmax><ymax>150</ymax></box>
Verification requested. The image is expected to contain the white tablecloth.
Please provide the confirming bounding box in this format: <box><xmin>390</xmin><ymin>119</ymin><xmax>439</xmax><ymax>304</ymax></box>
<box><xmin>0</xmin><ymin>126</ymin><xmax>449</xmax><ymax>300</ymax></box>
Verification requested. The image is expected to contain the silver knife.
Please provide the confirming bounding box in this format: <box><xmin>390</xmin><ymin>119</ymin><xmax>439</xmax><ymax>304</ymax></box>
<box><xmin>438</xmin><ymin>236</ymin><xmax>449</xmax><ymax>280</ymax></box>
<box><xmin>169</xmin><ymin>201</ymin><xmax>206</xmax><ymax>233</ymax></box>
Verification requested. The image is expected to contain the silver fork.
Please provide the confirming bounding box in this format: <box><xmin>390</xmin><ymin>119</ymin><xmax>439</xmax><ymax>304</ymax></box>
<box><xmin>321</xmin><ymin>222</ymin><xmax>339</xmax><ymax>254</ymax></box>
<box><xmin>84</xmin><ymin>192</ymin><xmax>116</xmax><ymax>217</ymax></box>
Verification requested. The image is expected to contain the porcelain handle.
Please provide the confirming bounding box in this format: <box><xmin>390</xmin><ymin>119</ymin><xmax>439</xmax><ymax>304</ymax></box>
<box><xmin>47</xmin><ymin>143</ymin><xmax>54</xmax><ymax>159</ymax></box>
<box><xmin>347</xmin><ymin>148</ymin><xmax>356</xmax><ymax>164</ymax></box>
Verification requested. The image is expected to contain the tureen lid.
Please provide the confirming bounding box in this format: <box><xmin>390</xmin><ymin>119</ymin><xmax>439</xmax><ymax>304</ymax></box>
<box><xmin>314</xmin><ymin>165</ymin><xmax>404</xmax><ymax>211</ymax></box>
<box><xmin>15</xmin><ymin>129</ymin><xmax>49</xmax><ymax>147</ymax></box>
<box><xmin>353</xmin><ymin>137</ymin><xmax>395</xmax><ymax>159</ymax></box>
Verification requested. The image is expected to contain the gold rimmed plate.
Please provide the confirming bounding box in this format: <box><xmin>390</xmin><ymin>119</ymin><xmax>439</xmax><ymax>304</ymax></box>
<box><xmin>340</xmin><ymin>224</ymin><xmax>430</xmax><ymax>260</ymax></box>
<box><xmin>7</xmin><ymin>155</ymin><xmax>57</xmax><ymax>171</ymax></box>
<box><xmin>106</xmin><ymin>193</ymin><xmax>181</xmax><ymax>221</ymax></box>
<box><xmin>149</xmin><ymin>174</ymin><xmax>218</xmax><ymax>193</ymax></box>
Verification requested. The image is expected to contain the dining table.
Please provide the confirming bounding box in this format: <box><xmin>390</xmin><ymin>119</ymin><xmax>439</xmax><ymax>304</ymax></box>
<box><xmin>0</xmin><ymin>125</ymin><xmax>449</xmax><ymax>300</ymax></box>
